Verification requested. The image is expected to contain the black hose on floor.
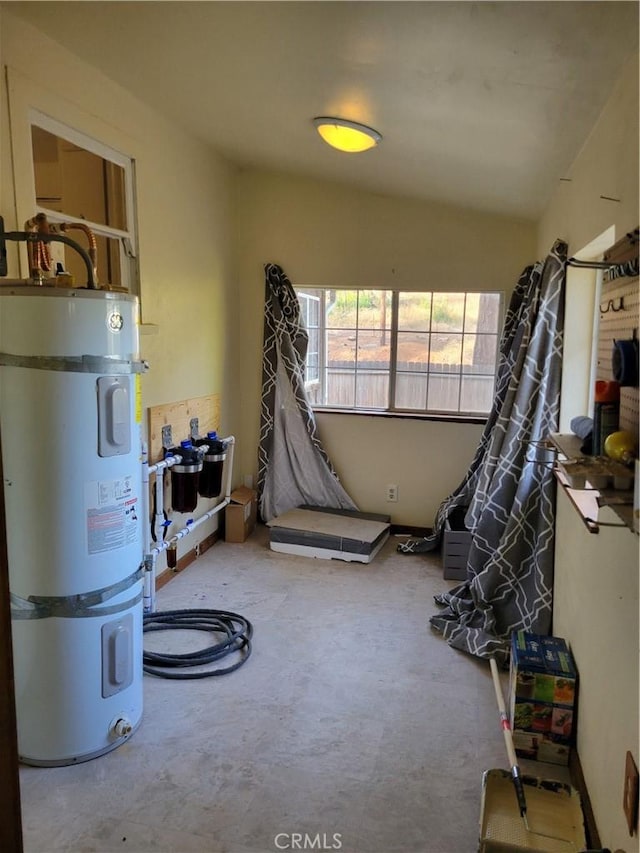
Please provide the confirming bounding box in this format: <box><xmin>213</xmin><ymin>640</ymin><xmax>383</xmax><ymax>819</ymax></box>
<box><xmin>142</xmin><ymin>609</ymin><xmax>253</xmax><ymax>679</ymax></box>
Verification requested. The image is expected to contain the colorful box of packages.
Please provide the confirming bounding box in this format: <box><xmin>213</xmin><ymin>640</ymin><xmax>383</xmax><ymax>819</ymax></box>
<box><xmin>508</xmin><ymin>630</ymin><xmax>577</xmax><ymax>766</ymax></box>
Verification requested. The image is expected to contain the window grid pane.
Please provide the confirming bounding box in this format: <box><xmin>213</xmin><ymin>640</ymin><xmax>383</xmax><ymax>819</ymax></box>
<box><xmin>30</xmin><ymin>112</ymin><xmax>138</xmax><ymax>294</ymax></box>
<box><xmin>353</xmin><ymin>290</ymin><xmax>392</xmax><ymax>410</ymax></box>
<box><xmin>295</xmin><ymin>288</ymin><xmax>501</xmax><ymax>415</ymax></box>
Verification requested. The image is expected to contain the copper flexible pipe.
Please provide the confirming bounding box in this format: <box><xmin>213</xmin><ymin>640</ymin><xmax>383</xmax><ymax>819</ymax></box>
<box><xmin>4</xmin><ymin>229</ymin><xmax>97</xmax><ymax>288</ymax></box>
<box><xmin>23</xmin><ymin>213</ymin><xmax>52</xmax><ymax>278</ymax></box>
<box><xmin>60</xmin><ymin>222</ymin><xmax>98</xmax><ymax>283</ymax></box>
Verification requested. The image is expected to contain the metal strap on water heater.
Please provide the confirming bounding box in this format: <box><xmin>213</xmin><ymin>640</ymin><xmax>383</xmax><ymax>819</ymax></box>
<box><xmin>10</xmin><ymin>566</ymin><xmax>144</xmax><ymax>620</ymax></box>
<box><xmin>0</xmin><ymin>352</ymin><xmax>149</xmax><ymax>374</ymax></box>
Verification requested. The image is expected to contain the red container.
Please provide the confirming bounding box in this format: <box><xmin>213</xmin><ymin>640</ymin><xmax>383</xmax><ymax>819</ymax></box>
<box><xmin>593</xmin><ymin>380</ymin><xmax>620</xmax><ymax>455</ymax></box>
<box><xmin>594</xmin><ymin>379</ymin><xmax>620</xmax><ymax>402</ymax></box>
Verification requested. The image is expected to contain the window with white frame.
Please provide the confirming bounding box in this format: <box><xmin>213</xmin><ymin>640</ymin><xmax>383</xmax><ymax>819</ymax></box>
<box><xmin>294</xmin><ymin>288</ymin><xmax>502</xmax><ymax>416</ymax></box>
<box><xmin>29</xmin><ymin>111</ymin><xmax>138</xmax><ymax>293</ymax></box>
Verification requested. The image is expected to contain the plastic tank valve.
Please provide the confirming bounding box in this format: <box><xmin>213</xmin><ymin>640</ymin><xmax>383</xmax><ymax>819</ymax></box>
<box><xmin>111</xmin><ymin>717</ymin><xmax>133</xmax><ymax>739</ymax></box>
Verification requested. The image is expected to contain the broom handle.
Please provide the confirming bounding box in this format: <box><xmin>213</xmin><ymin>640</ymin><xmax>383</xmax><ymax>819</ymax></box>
<box><xmin>489</xmin><ymin>657</ymin><xmax>528</xmax><ymax>821</ymax></box>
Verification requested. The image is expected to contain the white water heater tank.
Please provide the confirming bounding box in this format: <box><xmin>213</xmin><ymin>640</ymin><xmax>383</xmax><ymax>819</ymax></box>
<box><xmin>0</xmin><ymin>286</ymin><xmax>144</xmax><ymax>765</ymax></box>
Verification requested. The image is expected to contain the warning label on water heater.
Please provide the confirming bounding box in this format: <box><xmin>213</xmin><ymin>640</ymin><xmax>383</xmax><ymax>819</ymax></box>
<box><xmin>85</xmin><ymin>475</ymin><xmax>139</xmax><ymax>554</ymax></box>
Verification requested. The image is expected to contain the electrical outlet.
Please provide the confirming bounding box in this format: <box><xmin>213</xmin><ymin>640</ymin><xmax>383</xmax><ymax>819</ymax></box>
<box><xmin>386</xmin><ymin>483</ymin><xmax>398</xmax><ymax>502</ymax></box>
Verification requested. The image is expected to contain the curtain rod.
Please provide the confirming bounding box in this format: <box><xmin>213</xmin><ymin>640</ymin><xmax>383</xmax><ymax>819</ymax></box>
<box><xmin>567</xmin><ymin>257</ymin><xmax>639</xmax><ymax>272</ymax></box>
<box><xmin>566</xmin><ymin>258</ymin><xmax>614</xmax><ymax>269</ymax></box>
<box><xmin>567</xmin><ymin>228</ymin><xmax>639</xmax><ymax>270</ymax></box>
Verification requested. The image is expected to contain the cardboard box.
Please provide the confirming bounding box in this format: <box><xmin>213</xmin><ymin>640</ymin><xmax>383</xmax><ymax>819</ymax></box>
<box><xmin>509</xmin><ymin>630</ymin><xmax>577</xmax><ymax>766</ymax></box>
<box><xmin>225</xmin><ymin>486</ymin><xmax>257</xmax><ymax>542</ymax></box>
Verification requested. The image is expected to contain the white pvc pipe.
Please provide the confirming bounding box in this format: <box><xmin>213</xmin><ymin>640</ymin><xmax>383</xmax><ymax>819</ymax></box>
<box><xmin>141</xmin><ymin>441</ymin><xmax>150</xmax><ymax>555</ymax></box>
<box><xmin>223</xmin><ymin>435</ymin><xmax>235</xmax><ymax>500</ymax></box>
<box><xmin>152</xmin><ymin>436</ymin><xmax>236</xmax><ymax>557</ymax></box>
<box><xmin>142</xmin><ymin>436</ymin><xmax>236</xmax><ymax>610</ymax></box>
<box><xmin>143</xmin><ymin>452</ymin><xmax>184</xmax><ymax>612</ymax></box>
<box><xmin>141</xmin><ymin>442</ymin><xmax>153</xmax><ymax>613</ymax></box>
<box><xmin>154</xmin><ymin>465</ymin><xmax>165</xmax><ymax>545</ymax></box>
<box><xmin>152</xmin><ymin>497</ymin><xmax>231</xmax><ymax>556</ymax></box>
<box><xmin>147</xmin><ymin>453</ymin><xmax>183</xmax><ymax>477</ymax></box>
<box><xmin>143</xmin><ymin>554</ymin><xmax>155</xmax><ymax>614</ymax></box>
<box><xmin>146</xmin><ymin>453</ymin><xmax>182</xmax><ymax>539</ymax></box>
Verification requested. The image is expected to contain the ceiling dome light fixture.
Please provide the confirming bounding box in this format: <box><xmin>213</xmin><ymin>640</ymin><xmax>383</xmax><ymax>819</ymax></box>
<box><xmin>313</xmin><ymin>116</ymin><xmax>382</xmax><ymax>153</ymax></box>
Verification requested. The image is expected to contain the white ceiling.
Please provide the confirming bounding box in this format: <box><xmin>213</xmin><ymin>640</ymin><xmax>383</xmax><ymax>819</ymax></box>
<box><xmin>5</xmin><ymin>1</ymin><xmax>639</xmax><ymax>220</ymax></box>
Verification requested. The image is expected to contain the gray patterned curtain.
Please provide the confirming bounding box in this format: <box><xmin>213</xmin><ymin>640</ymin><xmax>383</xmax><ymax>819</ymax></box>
<box><xmin>258</xmin><ymin>263</ymin><xmax>357</xmax><ymax>522</ymax></box>
<box><xmin>401</xmin><ymin>240</ymin><xmax>567</xmax><ymax>662</ymax></box>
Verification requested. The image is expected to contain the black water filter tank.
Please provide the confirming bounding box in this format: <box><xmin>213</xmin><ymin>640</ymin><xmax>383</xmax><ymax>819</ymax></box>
<box><xmin>196</xmin><ymin>432</ymin><xmax>227</xmax><ymax>498</ymax></box>
<box><xmin>169</xmin><ymin>440</ymin><xmax>203</xmax><ymax>512</ymax></box>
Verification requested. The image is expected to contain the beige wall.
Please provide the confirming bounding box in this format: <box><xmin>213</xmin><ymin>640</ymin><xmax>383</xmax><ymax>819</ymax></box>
<box><xmin>537</xmin><ymin>53</ymin><xmax>639</xmax><ymax>853</ymax></box>
<box><xmin>235</xmin><ymin>169</ymin><xmax>535</xmax><ymax>524</ymax></box>
<box><xmin>554</xmin><ymin>491</ymin><xmax>638</xmax><ymax>852</ymax></box>
<box><xmin>538</xmin><ymin>52</ymin><xmax>639</xmax><ymax>259</ymax></box>
<box><xmin>0</xmin><ymin>11</ymin><xmax>237</xmax><ymax>556</ymax></box>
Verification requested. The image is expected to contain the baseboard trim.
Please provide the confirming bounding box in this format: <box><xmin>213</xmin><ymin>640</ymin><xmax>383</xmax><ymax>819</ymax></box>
<box><xmin>569</xmin><ymin>747</ymin><xmax>601</xmax><ymax>849</ymax></box>
<box><xmin>155</xmin><ymin>530</ymin><xmax>220</xmax><ymax>592</ymax></box>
